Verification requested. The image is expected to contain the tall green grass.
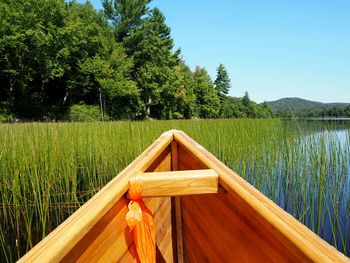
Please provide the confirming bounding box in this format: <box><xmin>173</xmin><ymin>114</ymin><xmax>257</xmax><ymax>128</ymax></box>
<box><xmin>0</xmin><ymin>119</ymin><xmax>349</xmax><ymax>261</ymax></box>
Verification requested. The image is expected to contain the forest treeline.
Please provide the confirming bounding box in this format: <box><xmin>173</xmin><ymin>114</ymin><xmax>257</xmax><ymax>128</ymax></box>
<box><xmin>273</xmin><ymin>106</ymin><xmax>350</xmax><ymax>118</ymax></box>
<box><xmin>0</xmin><ymin>0</ymin><xmax>272</xmax><ymax>122</ymax></box>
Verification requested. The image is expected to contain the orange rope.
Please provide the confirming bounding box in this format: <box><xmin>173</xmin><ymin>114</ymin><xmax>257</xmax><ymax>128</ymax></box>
<box><xmin>126</xmin><ymin>177</ymin><xmax>155</xmax><ymax>263</ymax></box>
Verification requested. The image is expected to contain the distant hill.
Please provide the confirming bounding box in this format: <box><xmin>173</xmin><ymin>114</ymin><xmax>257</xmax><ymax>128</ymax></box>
<box><xmin>265</xmin><ymin>97</ymin><xmax>349</xmax><ymax>111</ymax></box>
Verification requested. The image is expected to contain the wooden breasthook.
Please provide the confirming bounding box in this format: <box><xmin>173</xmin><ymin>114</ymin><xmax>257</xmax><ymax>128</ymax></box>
<box><xmin>18</xmin><ymin>130</ymin><xmax>349</xmax><ymax>262</ymax></box>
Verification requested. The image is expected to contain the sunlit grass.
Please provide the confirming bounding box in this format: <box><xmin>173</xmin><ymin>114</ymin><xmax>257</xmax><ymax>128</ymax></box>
<box><xmin>0</xmin><ymin>119</ymin><xmax>349</xmax><ymax>261</ymax></box>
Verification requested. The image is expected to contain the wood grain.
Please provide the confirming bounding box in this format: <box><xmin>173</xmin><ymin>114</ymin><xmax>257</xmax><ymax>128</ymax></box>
<box><xmin>174</xmin><ymin>130</ymin><xmax>348</xmax><ymax>262</ymax></box>
<box><xmin>131</xmin><ymin>169</ymin><xmax>218</xmax><ymax>197</ymax></box>
<box><xmin>177</xmin><ymin>143</ymin><xmax>208</xmax><ymax>171</ymax></box>
<box><xmin>182</xmin><ymin>193</ymin><xmax>301</xmax><ymax>262</ymax></box>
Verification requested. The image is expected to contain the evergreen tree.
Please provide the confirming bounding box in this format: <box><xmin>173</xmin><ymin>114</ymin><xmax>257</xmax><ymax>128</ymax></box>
<box><xmin>103</xmin><ymin>1</ymin><xmax>180</xmax><ymax>118</ymax></box>
<box><xmin>135</xmin><ymin>8</ymin><xmax>180</xmax><ymax>118</ymax></box>
<box><xmin>102</xmin><ymin>0</ymin><xmax>151</xmax><ymax>41</ymax></box>
<box><xmin>242</xmin><ymin>91</ymin><xmax>256</xmax><ymax>117</ymax></box>
<box><xmin>214</xmin><ymin>63</ymin><xmax>231</xmax><ymax>97</ymax></box>
<box><xmin>242</xmin><ymin>91</ymin><xmax>250</xmax><ymax>107</ymax></box>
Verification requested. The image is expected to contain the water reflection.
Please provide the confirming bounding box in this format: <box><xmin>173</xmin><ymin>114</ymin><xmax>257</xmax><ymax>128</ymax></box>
<box><xmin>266</xmin><ymin>119</ymin><xmax>350</xmax><ymax>255</ymax></box>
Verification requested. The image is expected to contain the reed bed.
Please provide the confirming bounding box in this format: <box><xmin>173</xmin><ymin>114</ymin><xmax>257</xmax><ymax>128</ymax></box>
<box><xmin>0</xmin><ymin>119</ymin><xmax>349</xmax><ymax>261</ymax></box>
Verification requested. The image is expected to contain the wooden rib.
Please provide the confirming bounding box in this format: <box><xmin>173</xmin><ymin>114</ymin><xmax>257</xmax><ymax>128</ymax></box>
<box><xmin>18</xmin><ymin>131</ymin><xmax>174</xmax><ymax>263</ymax></box>
<box><xmin>174</xmin><ymin>197</ymin><xmax>184</xmax><ymax>263</ymax></box>
<box><xmin>171</xmin><ymin>140</ymin><xmax>179</xmax><ymax>171</ymax></box>
<box><xmin>171</xmin><ymin>140</ymin><xmax>184</xmax><ymax>263</ymax></box>
<box><xmin>174</xmin><ymin>130</ymin><xmax>348</xmax><ymax>262</ymax></box>
<box><xmin>130</xmin><ymin>169</ymin><xmax>218</xmax><ymax>197</ymax></box>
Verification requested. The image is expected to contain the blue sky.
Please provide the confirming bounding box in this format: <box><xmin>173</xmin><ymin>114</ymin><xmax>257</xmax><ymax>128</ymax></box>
<box><xmin>80</xmin><ymin>0</ymin><xmax>350</xmax><ymax>103</ymax></box>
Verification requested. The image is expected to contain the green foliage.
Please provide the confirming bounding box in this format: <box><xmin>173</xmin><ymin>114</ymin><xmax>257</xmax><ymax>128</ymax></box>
<box><xmin>267</xmin><ymin>97</ymin><xmax>350</xmax><ymax>118</ymax></box>
<box><xmin>164</xmin><ymin>62</ymin><xmax>196</xmax><ymax>119</ymax></box>
<box><xmin>123</xmin><ymin>7</ymin><xmax>181</xmax><ymax>118</ymax></box>
<box><xmin>221</xmin><ymin>97</ymin><xmax>248</xmax><ymax>118</ymax></box>
<box><xmin>102</xmin><ymin>0</ymin><xmax>151</xmax><ymax>41</ymax></box>
<box><xmin>0</xmin><ymin>0</ymin><xmax>138</xmax><ymax>120</ymax></box>
<box><xmin>64</xmin><ymin>103</ymin><xmax>107</xmax><ymax>122</ymax></box>
<box><xmin>193</xmin><ymin>67</ymin><xmax>220</xmax><ymax>118</ymax></box>
<box><xmin>267</xmin><ymin>97</ymin><xmax>349</xmax><ymax>111</ymax></box>
<box><xmin>221</xmin><ymin>95</ymin><xmax>273</xmax><ymax>118</ymax></box>
<box><xmin>0</xmin><ymin>112</ymin><xmax>13</xmax><ymax>123</ymax></box>
<box><xmin>0</xmin><ymin>103</ymin><xmax>13</xmax><ymax>123</ymax></box>
<box><xmin>0</xmin><ymin>0</ymin><xmax>67</xmax><ymax>117</ymax></box>
<box><xmin>214</xmin><ymin>63</ymin><xmax>231</xmax><ymax>97</ymax></box>
<box><xmin>0</xmin><ymin>0</ymin><xmax>273</xmax><ymax>121</ymax></box>
<box><xmin>78</xmin><ymin>44</ymin><xmax>140</xmax><ymax>119</ymax></box>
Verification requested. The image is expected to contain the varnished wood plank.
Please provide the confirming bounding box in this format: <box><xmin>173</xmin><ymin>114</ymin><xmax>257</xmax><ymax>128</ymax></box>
<box><xmin>174</xmin><ymin>197</ymin><xmax>184</xmax><ymax>263</ymax></box>
<box><xmin>157</xmin><ymin>224</ymin><xmax>174</xmax><ymax>262</ymax></box>
<box><xmin>119</xmin><ymin>244</ymin><xmax>138</xmax><ymax>263</ymax></box>
<box><xmin>170</xmin><ymin>140</ymin><xmax>183</xmax><ymax>263</ymax></box>
<box><xmin>171</xmin><ymin>141</ymin><xmax>179</xmax><ymax>171</ymax></box>
<box><xmin>145</xmin><ymin>196</ymin><xmax>173</xmax><ymax>263</ymax></box>
<box><xmin>182</xmin><ymin>193</ymin><xmax>294</xmax><ymax>262</ymax></box>
<box><xmin>130</xmin><ymin>169</ymin><xmax>218</xmax><ymax>197</ymax></box>
<box><xmin>146</xmin><ymin>147</ymin><xmax>171</xmax><ymax>172</ymax></box>
<box><xmin>177</xmin><ymin>144</ymin><xmax>208</xmax><ymax>171</ymax></box>
<box><xmin>61</xmin><ymin>197</ymin><xmax>131</xmax><ymax>262</ymax></box>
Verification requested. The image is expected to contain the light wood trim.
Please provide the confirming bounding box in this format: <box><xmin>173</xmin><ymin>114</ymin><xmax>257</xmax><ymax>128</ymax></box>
<box><xmin>18</xmin><ymin>131</ymin><xmax>174</xmax><ymax>263</ymax></box>
<box><xmin>171</xmin><ymin>141</ymin><xmax>178</xmax><ymax>171</ymax></box>
<box><xmin>170</xmin><ymin>140</ymin><xmax>184</xmax><ymax>263</ymax></box>
<box><xmin>173</xmin><ymin>130</ymin><xmax>348</xmax><ymax>262</ymax></box>
<box><xmin>174</xmin><ymin>197</ymin><xmax>184</xmax><ymax>263</ymax></box>
<box><xmin>130</xmin><ymin>169</ymin><xmax>218</xmax><ymax>197</ymax></box>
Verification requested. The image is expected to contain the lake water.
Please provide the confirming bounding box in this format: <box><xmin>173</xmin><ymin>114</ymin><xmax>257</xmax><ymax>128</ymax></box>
<box><xmin>284</xmin><ymin>120</ymin><xmax>350</xmax><ymax>255</ymax></box>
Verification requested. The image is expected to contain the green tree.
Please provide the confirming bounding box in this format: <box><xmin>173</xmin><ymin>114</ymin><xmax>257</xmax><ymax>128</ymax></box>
<box><xmin>103</xmin><ymin>2</ymin><xmax>181</xmax><ymax>118</ymax></box>
<box><xmin>158</xmin><ymin>61</ymin><xmax>196</xmax><ymax>119</ymax></box>
<box><xmin>214</xmin><ymin>63</ymin><xmax>231</xmax><ymax>97</ymax></box>
<box><xmin>221</xmin><ymin>97</ymin><xmax>246</xmax><ymax>118</ymax></box>
<box><xmin>78</xmin><ymin>45</ymin><xmax>139</xmax><ymax>119</ymax></box>
<box><xmin>0</xmin><ymin>0</ymin><xmax>68</xmax><ymax>118</ymax></box>
<box><xmin>102</xmin><ymin>0</ymin><xmax>151</xmax><ymax>42</ymax></box>
<box><xmin>61</xmin><ymin>1</ymin><xmax>138</xmax><ymax>118</ymax></box>
<box><xmin>242</xmin><ymin>91</ymin><xmax>250</xmax><ymax>107</ymax></box>
<box><xmin>0</xmin><ymin>0</ymin><xmax>137</xmax><ymax>119</ymax></box>
<box><xmin>242</xmin><ymin>91</ymin><xmax>256</xmax><ymax>117</ymax></box>
<box><xmin>135</xmin><ymin>8</ymin><xmax>180</xmax><ymax>118</ymax></box>
<box><xmin>193</xmin><ymin>67</ymin><xmax>220</xmax><ymax>118</ymax></box>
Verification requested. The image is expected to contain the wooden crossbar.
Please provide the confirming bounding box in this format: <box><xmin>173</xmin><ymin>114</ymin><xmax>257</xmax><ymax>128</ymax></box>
<box><xmin>129</xmin><ymin>169</ymin><xmax>219</xmax><ymax>197</ymax></box>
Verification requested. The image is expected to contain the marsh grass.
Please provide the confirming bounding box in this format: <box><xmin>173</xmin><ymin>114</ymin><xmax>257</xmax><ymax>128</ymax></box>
<box><xmin>0</xmin><ymin>119</ymin><xmax>349</xmax><ymax>261</ymax></box>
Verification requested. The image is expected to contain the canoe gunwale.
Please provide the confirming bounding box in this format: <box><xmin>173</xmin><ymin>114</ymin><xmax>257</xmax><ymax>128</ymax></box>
<box><xmin>18</xmin><ymin>131</ymin><xmax>174</xmax><ymax>262</ymax></box>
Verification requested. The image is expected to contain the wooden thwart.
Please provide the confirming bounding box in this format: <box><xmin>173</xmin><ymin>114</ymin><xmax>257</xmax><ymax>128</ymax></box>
<box><xmin>129</xmin><ymin>169</ymin><xmax>219</xmax><ymax>197</ymax></box>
